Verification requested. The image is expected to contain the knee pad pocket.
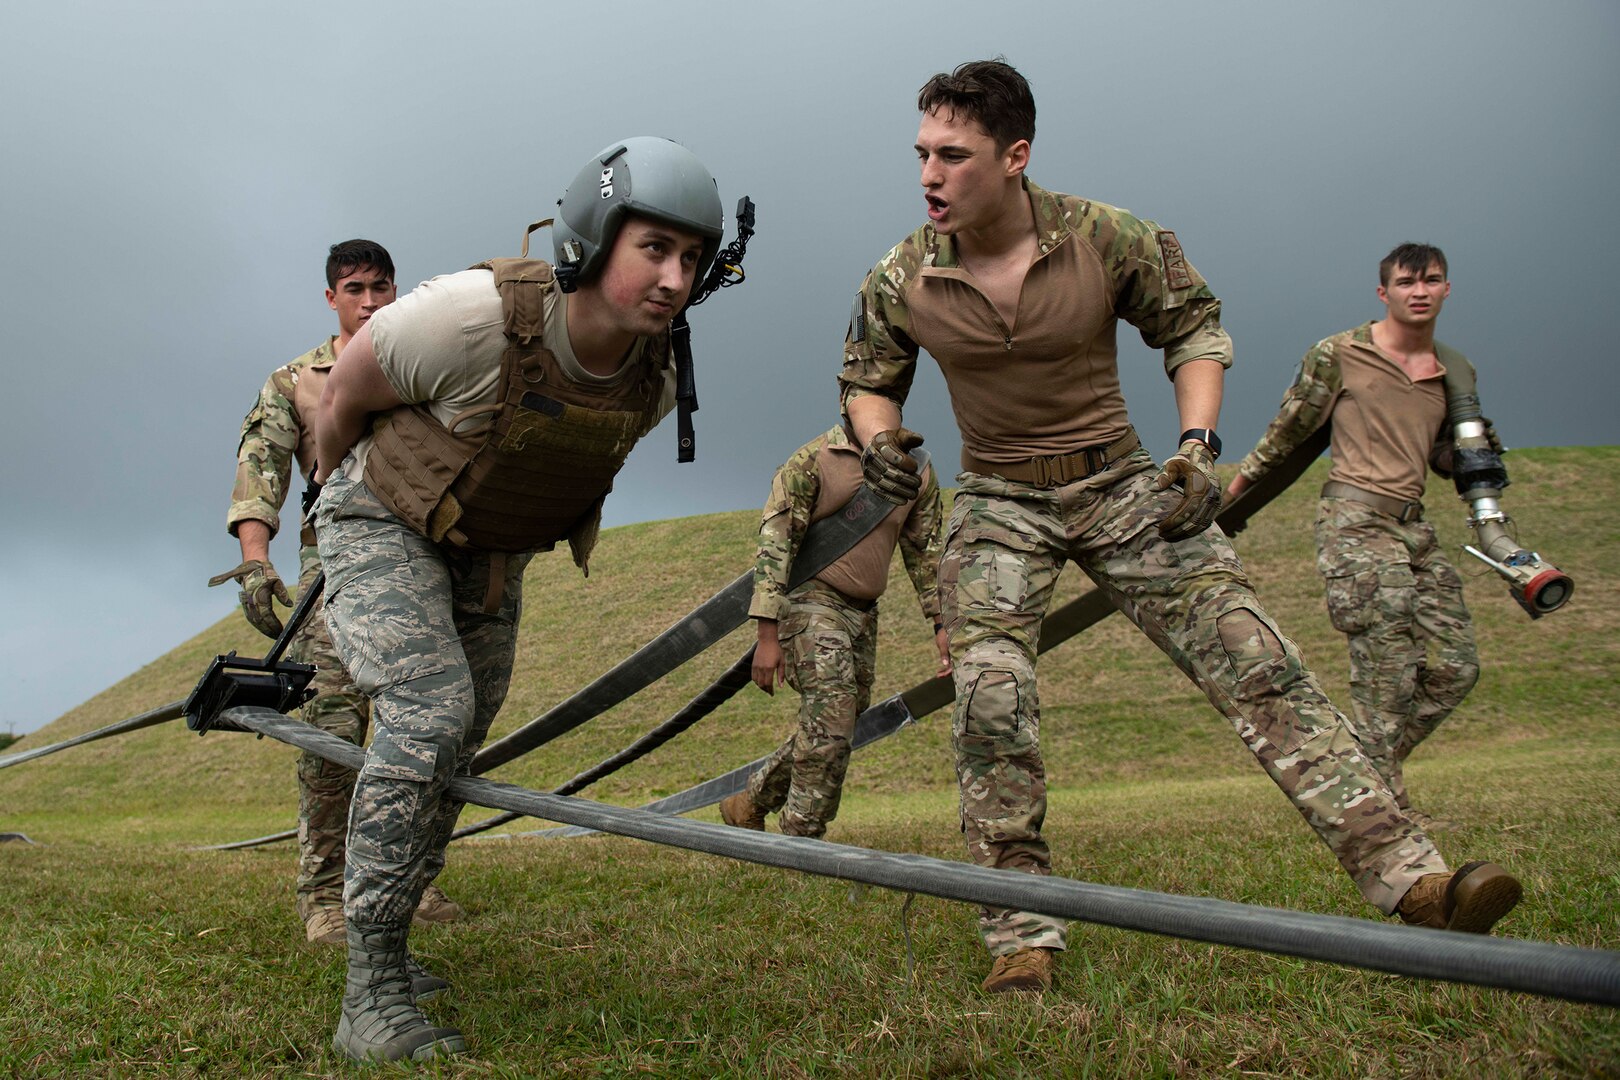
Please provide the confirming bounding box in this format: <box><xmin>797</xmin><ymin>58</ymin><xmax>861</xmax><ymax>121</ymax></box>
<box><xmin>1215</xmin><ymin>607</ymin><xmax>1289</xmax><ymax>686</ymax></box>
<box><xmin>961</xmin><ymin>669</ymin><xmax>1028</xmax><ymax>739</ymax></box>
<box><xmin>362</xmin><ymin>734</ymin><xmax>447</xmax><ymax>786</ymax></box>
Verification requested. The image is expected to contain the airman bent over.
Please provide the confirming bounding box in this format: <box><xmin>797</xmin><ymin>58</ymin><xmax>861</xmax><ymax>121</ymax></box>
<box><xmin>212</xmin><ymin>240</ymin><xmax>465</xmax><ymax>946</ymax></box>
<box><xmin>313</xmin><ymin>138</ymin><xmax>730</xmax><ymax>1062</ymax></box>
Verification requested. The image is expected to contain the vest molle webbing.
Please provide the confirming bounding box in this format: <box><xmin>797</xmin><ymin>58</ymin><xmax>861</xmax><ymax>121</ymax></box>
<box><xmin>363</xmin><ymin>258</ymin><xmax>665</xmax><ymax>559</ymax></box>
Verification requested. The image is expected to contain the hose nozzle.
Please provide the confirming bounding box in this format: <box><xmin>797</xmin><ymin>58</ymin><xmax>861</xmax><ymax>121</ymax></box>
<box><xmin>1461</xmin><ymin>539</ymin><xmax>1574</xmax><ymax>619</ymax></box>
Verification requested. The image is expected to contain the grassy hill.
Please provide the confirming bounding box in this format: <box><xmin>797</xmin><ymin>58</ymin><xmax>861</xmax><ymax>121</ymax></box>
<box><xmin>2</xmin><ymin>448</ymin><xmax>1617</xmax><ymax>1076</ymax></box>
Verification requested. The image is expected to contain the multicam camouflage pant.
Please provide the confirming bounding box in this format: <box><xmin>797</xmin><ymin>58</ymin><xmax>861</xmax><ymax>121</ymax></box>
<box><xmin>316</xmin><ymin>469</ymin><xmax>530</xmax><ymax>928</ymax></box>
<box><xmin>1314</xmin><ymin>498</ymin><xmax>1479</xmax><ymax>810</ymax></box>
<box><xmin>940</xmin><ymin>452</ymin><xmax>1446</xmax><ymax>957</ymax></box>
<box><xmin>289</xmin><ymin>550</ymin><xmax>371</xmax><ymax>918</ymax></box>
<box><xmin>745</xmin><ymin>581</ymin><xmax>878</xmax><ymax>838</ymax></box>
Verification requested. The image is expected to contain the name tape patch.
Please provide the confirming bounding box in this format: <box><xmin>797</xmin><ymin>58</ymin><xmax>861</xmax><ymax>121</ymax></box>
<box><xmin>1157</xmin><ymin>230</ymin><xmax>1193</xmax><ymax>291</ymax></box>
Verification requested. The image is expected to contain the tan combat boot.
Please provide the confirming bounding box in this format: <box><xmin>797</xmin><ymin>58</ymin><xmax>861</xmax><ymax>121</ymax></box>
<box><xmin>1398</xmin><ymin>861</ymin><xmax>1522</xmax><ymax>933</ymax></box>
<box><xmin>982</xmin><ymin>947</ymin><xmax>1056</xmax><ymax>993</ymax></box>
<box><xmin>719</xmin><ymin>790</ymin><xmax>767</xmax><ymax>831</ymax></box>
<box><xmin>413</xmin><ymin>884</ymin><xmax>466</xmax><ymax>925</ymax></box>
<box><xmin>332</xmin><ymin>923</ymin><xmax>466</xmax><ymax>1063</ymax></box>
<box><xmin>304</xmin><ymin>906</ymin><xmax>346</xmax><ymax>946</ymax></box>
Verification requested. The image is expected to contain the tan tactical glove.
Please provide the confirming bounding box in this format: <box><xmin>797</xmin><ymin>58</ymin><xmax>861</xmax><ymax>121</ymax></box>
<box><xmin>861</xmin><ymin>427</ymin><xmax>925</xmax><ymax>505</ymax></box>
<box><xmin>1151</xmin><ymin>439</ymin><xmax>1222</xmax><ymax>541</ymax></box>
<box><xmin>208</xmin><ymin>559</ymin><xmax>292</xmax><ymax>639</ymax></box>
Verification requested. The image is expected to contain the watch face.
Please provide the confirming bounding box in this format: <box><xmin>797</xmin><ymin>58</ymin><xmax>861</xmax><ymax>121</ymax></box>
<box><xmin>1183</xmin><ymin>428</ymin><xmax>1221</xmax><ymax>458</ymax></box>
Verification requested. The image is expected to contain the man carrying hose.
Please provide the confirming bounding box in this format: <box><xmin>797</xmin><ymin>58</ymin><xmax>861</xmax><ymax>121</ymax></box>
<box><xmin>719</xmin><ymin>424</ymin><xmax>950</xmax><ymax>838</ymax></box>
<box><xmin>1226</xmin><ymin>243</ymin><xmax>1495</xmax><ymax>829</ymax></box>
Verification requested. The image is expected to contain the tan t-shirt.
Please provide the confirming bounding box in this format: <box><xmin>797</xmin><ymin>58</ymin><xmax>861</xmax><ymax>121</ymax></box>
<box><xmin>347</xmin><ymin>268</ymin><xmax>675</xmax><ymax>477</ymax></box>
<box><xmin>1327</xmin><ymin>335</ymin><xmax>1447</xmax><ymax>503</ymax></box>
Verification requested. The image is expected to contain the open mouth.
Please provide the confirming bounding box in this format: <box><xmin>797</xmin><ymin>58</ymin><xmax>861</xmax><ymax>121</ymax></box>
<box><xmin>926</xmin><ymin>195</ymin><xmax>948</xmax><ymax>220</ymax></box>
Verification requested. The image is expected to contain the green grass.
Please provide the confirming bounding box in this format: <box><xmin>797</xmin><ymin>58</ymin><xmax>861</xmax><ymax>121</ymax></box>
<box><xmin>2</xmin><ymin>447</ymin><xmax>1618</xmax><ymax>1077</ymax></box>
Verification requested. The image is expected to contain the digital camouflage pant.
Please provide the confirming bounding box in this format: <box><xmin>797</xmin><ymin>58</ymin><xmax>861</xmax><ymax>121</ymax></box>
<box><xmin>289</xmin><ymin>549</ymin><xmax>371</xmax><ymax>919</ymax></box>
<box><xmin>316</xmin><ymin>469</ymin><xmax>530</xmax><ymax>928</ymax></box>
<box><xmin>1314</xmin><ymin>499</ymin><xmax>1479</xmax><ymax>810</ymax></box>
<box><xmin>745</xmin><ymin>581</ymin><xmax>878</xmax><ymax>838</ymax></box>
<box><xmin>940</xmin><ymin>452</ymin><xmax>1447</xmax><ymax>957</ymax></box>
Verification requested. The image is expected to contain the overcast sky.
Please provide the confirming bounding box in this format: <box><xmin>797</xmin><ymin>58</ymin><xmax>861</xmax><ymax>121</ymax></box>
<box><xmin>3</xmin><ymin>1</ymin><xmax>1616</xmax><ymax>734</ymax></box>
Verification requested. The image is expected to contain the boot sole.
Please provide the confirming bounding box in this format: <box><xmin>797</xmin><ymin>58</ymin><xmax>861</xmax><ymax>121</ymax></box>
<box><xmin>1446</xmin><ymin>861</ymin><xmax>1523</xmax><ymax>933</ymax></box>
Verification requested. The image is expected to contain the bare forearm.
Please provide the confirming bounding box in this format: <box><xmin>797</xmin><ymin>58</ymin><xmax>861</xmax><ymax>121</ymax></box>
<box><xmin>237</xmin><ymin>518</ymin><xmax>272</xmax><ymax>563</ymax></box>
<box><xmin>314</xmin><ymin>391</ymin><xmax>371</xmax><ymax>483</ymax></box>
<box><xmin>846</xmin><ymin>394</ymin><xmax>902</xmax><ymax>448</ymax></box>
<box><xmin>1173</xmin><ymin>357</ymin><xmax>1225</xmax><ymax>433</ymax></box>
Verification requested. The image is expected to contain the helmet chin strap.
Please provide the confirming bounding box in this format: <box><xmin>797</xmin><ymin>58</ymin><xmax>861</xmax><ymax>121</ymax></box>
<box><xmin>670</xmin><ymin>311</ymin><xmax>697</xmax><ymax>464</ymax></box>
<box><xmin>669</xmin><ymin>196</ymin><xmax>756</xmax><ymax>465</ymax></box>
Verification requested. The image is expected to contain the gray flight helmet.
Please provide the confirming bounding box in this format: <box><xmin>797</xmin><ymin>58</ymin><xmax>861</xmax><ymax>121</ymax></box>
<box><xmin>553</xmin><ymin>136</ymin><xmax>724</xmax><ymax>293</ymax></box>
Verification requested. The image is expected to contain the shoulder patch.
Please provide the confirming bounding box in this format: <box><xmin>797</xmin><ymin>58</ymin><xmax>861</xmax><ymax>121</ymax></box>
<box><xmin>849</xmin><ymin>293</ymin><xmax>866</xmax><ymax>344</ymax></box>
<box><xmin>1157</xmin><ymin>230</ymin><xmax>1193</xmax><ymax>291</ymax></box>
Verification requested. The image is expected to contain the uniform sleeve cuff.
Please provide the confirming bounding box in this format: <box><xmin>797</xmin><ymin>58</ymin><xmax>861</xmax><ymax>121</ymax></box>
<box><xmin>227</xmin><ymin>502</ymin><xmax>279</xmax><ymax>537</ymax></box>
<box><xmin>1163</xmin><ymin>323</ymin><xmax>1235</xmax><ymax>375</ymax></box>
<box><xmin>748</xmin><ymin>594</ymin><xmax>789</xmax><ymax>622</ymax></box>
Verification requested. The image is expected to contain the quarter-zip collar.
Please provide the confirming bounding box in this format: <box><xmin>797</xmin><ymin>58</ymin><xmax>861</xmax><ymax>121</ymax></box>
<box><xmin>921</xmin><ymin>177</ymin><xmax>1074</xmax><ymax>270</ymax></box>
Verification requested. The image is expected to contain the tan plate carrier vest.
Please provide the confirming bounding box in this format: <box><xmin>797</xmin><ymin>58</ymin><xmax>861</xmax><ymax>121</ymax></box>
<box><xmin>363</xmin><ymin>259</ymin><xmax>665</xmax><ymax>578</ymax></box>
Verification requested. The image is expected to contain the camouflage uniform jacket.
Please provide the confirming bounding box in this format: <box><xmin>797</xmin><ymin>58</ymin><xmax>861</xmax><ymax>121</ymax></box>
<box><xmin>838</xmin><ymin>178</ymin><xmax>1233</xmax><ymax>455</ymax></box>
<box><xmin>749</xmin><ymin>426</ymin><xmax>943</xmax><ymax>625</ymax></box>
<box><xmin>228</xmin><ymin>337</ymin><xmax>334</xmax><ymax>566</ymax></box>
<box><xmin>1234</xmin><ymin>322</ymin><xmax>1475</xmax><ymax>492</ymax></box>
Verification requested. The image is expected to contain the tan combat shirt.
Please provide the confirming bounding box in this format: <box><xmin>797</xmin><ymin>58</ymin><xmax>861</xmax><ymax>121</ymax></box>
<box><xmin>1236</xmin><ymin>323</ymin><xmax>1452</xmax><ymax>504</ymax></box>
<box><xmin>228</xmin><ymin>337</ymin><xmax>335</xmax><ymax>551</ymax></box>
<box><xmin>839</xmin><ymin>179</ymin><xmax>1233</xmax><ymax>465</ymax></box>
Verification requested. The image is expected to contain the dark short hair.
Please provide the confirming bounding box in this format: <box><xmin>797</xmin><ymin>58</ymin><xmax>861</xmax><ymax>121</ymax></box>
<box><xmin>917</xmin><ymin>58</ymin><xmax>1035</xmax><ymax>151</ymax></box>
<box><xmin>326</xmin><ymin>239</ymin><xmax>395</xmax><ymax>289</ymax></box>
<box><xmin>1379</xmin><ymin>242</ymin><xmax>1447</xmax><ymax>286</ymax></box>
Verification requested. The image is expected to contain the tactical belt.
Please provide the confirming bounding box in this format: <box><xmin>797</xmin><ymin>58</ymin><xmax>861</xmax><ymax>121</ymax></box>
<box><xmin>1321</xmin><ymin>481</ymin><xmax>1424</xmax><ymax>524</ymax></box>
<box><xmin>962</xmin><ymin>429</ymin><xmax>1140</xmax><ymax>488</ymax></box>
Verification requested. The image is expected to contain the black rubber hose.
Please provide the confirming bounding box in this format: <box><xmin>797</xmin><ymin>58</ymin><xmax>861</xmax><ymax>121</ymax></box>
<box><xmin>0</xmin><ymin>699</ymin><xmax>185</xmax><ymax>772</ymax></box>
<box><xmin>453</xmin><ymin>646</ymin><xmax>757</xmax><ymax>840</ymax></box>
<box><xmin>222</xmin><ymin>706</ymin><xmax>1620</xmax><ymax>1009</ymax></box>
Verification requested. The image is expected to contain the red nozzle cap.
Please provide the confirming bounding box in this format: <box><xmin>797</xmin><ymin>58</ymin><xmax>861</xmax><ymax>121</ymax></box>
<box><xmin>1522</xmin><ymin>569</ymin><xmax>1573</xmax><ymax>615</ymax></box>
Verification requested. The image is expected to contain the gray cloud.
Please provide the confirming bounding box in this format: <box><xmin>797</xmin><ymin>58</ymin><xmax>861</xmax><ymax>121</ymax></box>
<box><xmin>4</xmin><ymin>1</ymin><xmax>1616</xmax><ymax>732</ymax></box>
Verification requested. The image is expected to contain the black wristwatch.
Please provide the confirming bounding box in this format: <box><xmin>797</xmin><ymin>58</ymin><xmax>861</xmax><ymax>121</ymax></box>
<box><xmin>1179</xmin><ymin>428</ymin><xmax>1221</xmax><ymax>459</ymax></box>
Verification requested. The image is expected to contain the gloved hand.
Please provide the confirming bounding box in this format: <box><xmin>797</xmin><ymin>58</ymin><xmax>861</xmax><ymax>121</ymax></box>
<box><xmin>1151</xmin><ymin>439</ymin><xmax>1222</xmax><ymax>541</ymax></box>
<box><xmin>861</xmin><ymin>427</ymin><xmax>925</xmax><ymax>505</ymax></box>
<box><xmin>1483</xmin><ymin>418</ymin><xmax>1505</xmax><ymax>454</ymax></box>
<box><xmin>208</xmin><ymin>559</ymin><xmax>292</xmax><ymax>639</ymax></box>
